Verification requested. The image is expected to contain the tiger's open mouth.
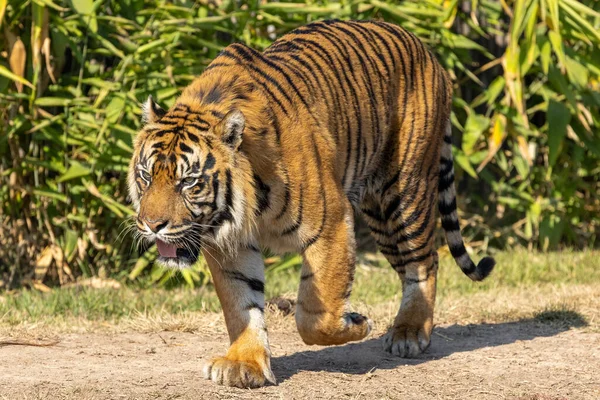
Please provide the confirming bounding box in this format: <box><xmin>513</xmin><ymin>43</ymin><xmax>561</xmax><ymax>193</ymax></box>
<box><xmin>155</xmin><ymin>239</ymin><xmax>200</xmax><ymax>269</ymax></box>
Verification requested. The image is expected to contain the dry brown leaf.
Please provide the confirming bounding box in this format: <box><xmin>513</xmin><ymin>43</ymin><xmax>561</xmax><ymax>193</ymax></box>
<box><xmin>32</xmin><ymin>280</ymin><xmax>51</xmax><ymax>293</ymax></box>
<box><xmin>4</xmin><ymin>28</ymin><xmax>26</xmax><ymax>93</ymax></box>
<box><xmin>77</xmin><ymin>237</ymin><xmax>88</xmax><ymax>260</ymax></box>
<box><xmin>41</xmin><ymin>8</ymin><xmax>56</xmax><ymax>84</ymax></box>
<box><xmin>62</xmin><ymin>277</ymin><xmax>121</xmax><ymax>290</ymax></box>
<box><xmin>478</xmin><ymin>114</ymin><xmax>506</xmax><ymax>172</ymax></box>
<box><xmin>34</xmin><ymin>246</ymin><xmax>54</xmax><ymax>281</ymax></box>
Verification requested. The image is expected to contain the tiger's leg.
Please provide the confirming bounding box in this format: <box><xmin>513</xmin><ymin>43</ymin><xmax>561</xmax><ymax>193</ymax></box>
<box><xmin>295</xmin><ymin>196</ymin><xmax>372</xmax><ymax>346</ymax></box>
<box><xmin>362</xmin><ymin>176</ymin><xmax>439</xmax><ymax>358</ymax></box>
<box><xmin>201</xmin><ymin>246</ymin><xmax>275</xmax><ymax>388</ymax></box>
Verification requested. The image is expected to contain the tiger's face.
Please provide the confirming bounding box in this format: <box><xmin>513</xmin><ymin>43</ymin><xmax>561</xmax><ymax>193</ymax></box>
<box><xmin>128</xmin><ymin>97</ymin><xmax>245</xmax><ymax>268</ymax></box>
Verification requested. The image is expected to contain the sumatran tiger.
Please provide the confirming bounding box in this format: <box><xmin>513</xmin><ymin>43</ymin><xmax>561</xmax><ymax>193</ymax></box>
<box><xmin>128</xmin><ymin>19</ymin><xmax>495</xmax><ymax>388</ymax></box>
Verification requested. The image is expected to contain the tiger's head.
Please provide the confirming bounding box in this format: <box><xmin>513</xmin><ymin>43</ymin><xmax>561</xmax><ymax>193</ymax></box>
<box><xmin>127</xmin><ymin>96</ymin><xmax>248</xmax><ymax>269</ymax></box>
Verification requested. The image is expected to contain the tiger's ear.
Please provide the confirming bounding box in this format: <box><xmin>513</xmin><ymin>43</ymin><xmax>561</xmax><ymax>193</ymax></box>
<box><xmin>216</xmin><ymin>109</ymin><xmax>245</xmax><ymax>150</ymax></box>
<box><xmin>142</xmin><ymin>95</ymin><xmax>166</xmax><ymax>124</ymax></box>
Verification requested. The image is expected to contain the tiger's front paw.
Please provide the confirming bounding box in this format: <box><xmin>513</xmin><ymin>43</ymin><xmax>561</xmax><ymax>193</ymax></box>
<box><xmin>202</xmin><ymin>356</ymin><xmax>276</xmax><ymax>388</ymax></box>
<box><xmin>382</xmin><ymin>323</ymin><xmax>431</xmax><ymax>358</ymax></box>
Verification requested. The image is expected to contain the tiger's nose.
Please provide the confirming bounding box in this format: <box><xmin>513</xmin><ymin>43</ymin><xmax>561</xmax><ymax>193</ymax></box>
<box><xmin>143</xmin><ymin>218</ymin><xmax>169</xmax><ymax>233</ymax></box>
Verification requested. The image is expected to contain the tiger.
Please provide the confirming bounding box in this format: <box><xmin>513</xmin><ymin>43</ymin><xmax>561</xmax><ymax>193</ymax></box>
<box><xmin>127</xmin><ymin>19</ymin><xmax>495</xmax><ymax>388</ymax></box>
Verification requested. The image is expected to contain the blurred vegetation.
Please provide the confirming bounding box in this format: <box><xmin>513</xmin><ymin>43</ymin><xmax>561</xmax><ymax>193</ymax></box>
<box><xmin>0</xmin><ymin>0</ymin><xmax>599</xmax><ymax>289</ymax></box>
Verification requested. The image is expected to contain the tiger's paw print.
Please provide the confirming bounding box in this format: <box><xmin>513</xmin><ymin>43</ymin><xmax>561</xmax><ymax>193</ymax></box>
<box><xmin>382</xmin><ymin>324</ymin><xmax>431</xmax><ymax>358</ymax></box>
<box><xmin>202</xmin><ymin>356</ymin><xmax>276</xmax><ymax>388</ymax></box>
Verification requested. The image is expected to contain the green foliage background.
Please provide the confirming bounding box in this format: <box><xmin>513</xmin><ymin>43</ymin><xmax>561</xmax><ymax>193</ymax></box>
<box><xmin>0</xmin><ymin>0</ymin><xmax>599</xmax><ymax>288</ymax></box>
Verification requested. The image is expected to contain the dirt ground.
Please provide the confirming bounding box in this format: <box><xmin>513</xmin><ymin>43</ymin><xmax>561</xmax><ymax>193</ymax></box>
<box><xmin>1</xmin><ymin>315</ymin><xmax>599</xmax><ymax>400</ymax></box>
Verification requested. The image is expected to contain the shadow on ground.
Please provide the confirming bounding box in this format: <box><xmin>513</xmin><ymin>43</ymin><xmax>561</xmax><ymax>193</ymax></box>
<box><xmin>272</xmin><ymin>310</ymin><xmax>587</xmax><ymax>383</ymax></box>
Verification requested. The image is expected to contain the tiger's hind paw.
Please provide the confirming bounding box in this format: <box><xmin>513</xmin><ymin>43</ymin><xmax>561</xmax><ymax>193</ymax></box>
<box><xmin>297</xmin><ymin>311</ymin><xmax>372</xmax><ymax>346</ymax></box>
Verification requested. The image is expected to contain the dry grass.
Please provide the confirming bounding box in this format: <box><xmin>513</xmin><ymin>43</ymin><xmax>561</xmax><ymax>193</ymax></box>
<box><xmin>1</xmin><ymin>249</ymin><xmax>598</xmax><ymax>338</ymax></box>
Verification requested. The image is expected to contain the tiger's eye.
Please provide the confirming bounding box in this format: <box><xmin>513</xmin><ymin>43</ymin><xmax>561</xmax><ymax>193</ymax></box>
<box><xmin>140</xmin><ymin>170</ymin><xmax>151</xmax><ymax>181</ymax></box>
<box><xmin>182</xmin><ymin>177</ymin><xmax>197</xmax><ymax>187</ymax></box>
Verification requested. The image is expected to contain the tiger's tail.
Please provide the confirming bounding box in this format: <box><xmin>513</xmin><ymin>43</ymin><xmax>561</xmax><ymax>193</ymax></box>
<box><xmin>438</xmin><ymin>120</ymin><xmax>495</xmax><ymax>281</ymax></box>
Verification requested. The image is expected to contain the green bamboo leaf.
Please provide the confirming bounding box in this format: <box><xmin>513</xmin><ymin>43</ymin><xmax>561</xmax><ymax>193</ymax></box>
<box><xmin>129</xmin><ymin>247</ymin><xmax>157</xmax><ymax>280</ymax></box>
<box><xmin>136</xmin><ymin>39</ymin><xmax>166</xmax><ymax>54</ymax></box>
<box><xmin>68</xmin><ymin>0</ymin><xmax>97</xmax><ymax>33</ymax></box>
<box><xmin>442</xmin><ymin>30</ymin><xmax>491</xmax><ymax>55</ymax></box>
<box><xmin>63</xmin><ymin>229</ymin><xmax>79</xmax><ymax>262</ymax></box>
<box><xmin>547</xmin><ymin>100</ymin><xmax>571</xmax><ymax>166</ymax></box>
<box><xmin>539</xmin><ymin>38</ymin><xmax>552</xmax><ymax>75</ymax></box>
<box><xmin>266</xmin><ymin>254</ymin><xmax>303</xmax><ymax>276</ymax></box>
<box><xmin>562</xmin><ymin>0</ymin><xmax>600</xmax><ymax>19</ymax></box>
<box><xmin>453</xmin><ymin>151</ymin><xmax>478</xmax><ymax>179</ymax></box>
<box><xmin>0</xmin><ymin>65</ymin><xmax>34</xmax><ymax>89</ymax></box>
<box><xmin>545</xmin><ymin>0</ymin><xmax>560</xmax><ymax>31</ymax></box>
<box><xmin>462</xmin><ymin>113</ymin><xmax>490</xmax><ymax>155</ymax></box>
<box><xmin>482</xmin><ymin>76</ymin><xmax>506</xmax><ymax>107</ymax></box>
<box><xmin>180</xmin><ymin>269</ymin><xmax>197</xmax><ymax>288</ymax></box>
<box><xmin>57</xmin><ymin>161</ymin><xmax>92</xmax><ymax>182</ymax></box>
<box><xmin>259</xmin><ymin>2</ymin><xmax>341</xmax><ymax>14</ymax></box>
<box><xmin>33</xmin><ymin>0</ymin><xmax>68</xmax><ymax>11</ymax></box>
<box><xmin>34</xmin><ymin>97</ymin><xmax>71</xmax><ymax>107</ymax></box>
<box><xmin>33</xmin><ymin>189</ymin><xmax>68</xmax><ymax>203</ymax></box>
<box><xmin>106</xmin><ymin>96</ymin><xmax>125</xmax><ymax>123</ymax></box>
<box><xmin>547</xmin><ymin>66</ymin><xmax>577</xmax><ymax>109</ymax></box>
<box><xmin>91</xmin><ymin>32</ymin><xmax>125</xmax><ymax>58</ymax></box>
<box><xmin>559</xmin><ymin>1</ymin><xmax>600</xmax><ymax>43</ymax></box>
<box><xmin>548</xmin><ymin>30</ymin><xmax>567</xmax><ymax>71</ymax></box>
<box><xmin>510</xmin><ymin>0</ymin><xmax>528</xmax><ymax>45</ymax></box>
<box><xmin>565</xmin><ymin>56</ymin><xmax>589</xmax><ymax>88</ymax></box>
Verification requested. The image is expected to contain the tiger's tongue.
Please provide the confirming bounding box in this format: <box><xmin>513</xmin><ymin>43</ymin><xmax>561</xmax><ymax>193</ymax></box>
<box><xmin>156</xmin><ymin>239</ymin><xmax>178</xmax><ymax>258</ymax></box>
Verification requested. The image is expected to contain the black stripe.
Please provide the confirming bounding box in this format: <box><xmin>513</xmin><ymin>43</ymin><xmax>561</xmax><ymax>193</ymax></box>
<box><xmin>224</xmin><ymin>169</ymin><xmax>233</xmax><ymax>210</ymax></box>
<box><xmin>282</xmin><ymin>187</ymin><xmax>303</xmax><ymax>235</ymax></box>
<box><xmin>201</xmin><ymin>152</ymin><xmax>215</xmax><ymax>174</ymax></box>
<box><xmin>179</xmin><ymin>142</ymin><xmax>193</xmax><ymax>153</ymax></box>
<box><xmin>245</xmin><ymin>244</ymin><xmax>261</xmax><ymax>253</ymax></box>
<box><xmin>250</xmin><ymin>47</ymin><xmax>314</xmax><ymax>113</ymax></box>
<box><xmin>224</xmin><ymin>270</ymin><xmax>264</xmax><ymax>292</ymax></box>
<box><xmin>229</xmin><ymin>45</ymin><xmax>296</xmax><ymax>114</ymax></box>
<box><xmin>187</xmin><ymin>121</ymin><xmax>210</xmax><ymax>131</ymax></box>
<box><xmin>300</xmin><ymin>272</ymin><xmax>315</xmax><ymax>281</ymax></box>
<box><xmin>438</xmin><ymin>172</ymin><xmax>455</xmax><ymax>192</ymax></box>
<box><xmin>209</xmin><ymin>109</ymin><xmax>224</xmax><ymax>119</ymax></box>
<box><xmin>253</xmin><ymin>173</ymin><xmax>271</xmax><ymax>216</ymax></box>
<box><xmin>449</xmin><ymin>242</ymin><xmax>467</xmax><ymax>259</ymax></box>
<box><xmin>381</xmin><ymin>171</ymin><xmax>400</xmax><ymax>195</ymax></box>
<box><xmin>441</xmin><ymin>216</ymin><xmax>461</xmax><ymax>232</ymax></box>
<box><xmin>438</xmin><ymin>197</ymin><xmax>457</xmax><ymax>215</ymax></box>
<box><xmin>361</xmin><ymin>206</ymin><xmax>385</xmax><ymax>223</ymax></box>
<box><xmin>203</xmin><ymin>85</ymin><xmax>222</xmax><ymax>104</ymax></box>
<box><xmin>187</xmin><ymin>133</ymin><xmax>200</xmax><ymax>143</ymax></box>
<box><xmin>384</xmin><ymin>195</ymin><xmax>402</xmax><ymax>220</ymax></box>
<box><xmin>245</xmin><ymin>302</ymin><xmax>265</xmax><ymax>312</ymax></box>
<box><xmin>204</xmin><ymin>62</ymin><xmax>233</xmax><ymax>72</ymax></box>
<box><xmin>297</xmin><ymin>300</ymin><xmax>326</xmax><ymax>315</ymax></box>
<box><xmin>439</xmin><ymin>156</ymin><xmax>453</xmax><ymax>175</ymax></box>
<box><xmin>392</xmin><ymin>252</ymin><xmax>432</xmax><ymax>270</ymax></box>
<box><xmin>275</xmin><ymin>167</ymin><xmax>291</xmax><ymax>219</ymax></box>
